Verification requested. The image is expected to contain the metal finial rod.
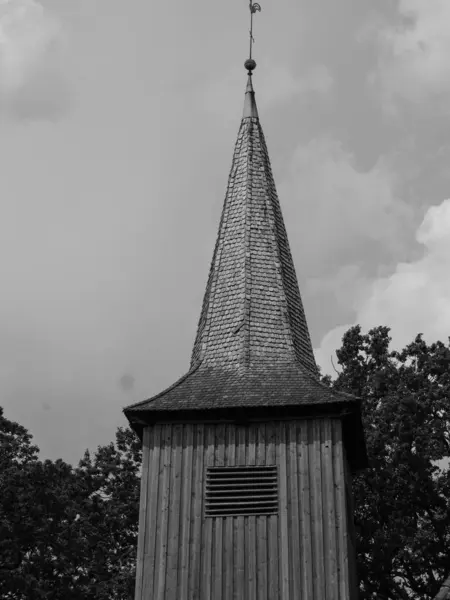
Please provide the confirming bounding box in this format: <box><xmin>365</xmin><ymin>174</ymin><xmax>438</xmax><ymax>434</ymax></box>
<box><xmin>249</xmin><ymin>2</ymin><xmax>261</xmax><ymax>62</ymax></box>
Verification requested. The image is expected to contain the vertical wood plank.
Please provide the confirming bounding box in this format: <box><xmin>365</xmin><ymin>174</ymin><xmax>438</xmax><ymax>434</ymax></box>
<box><xmin>214</xmin><ymin>424</ymin><xmax>226</xmax><ymax>600</ymax></box>
<box><xmin>344</xmin><ymin>450</ymin><xmax>358</xmax><ymax>600</ymax></box>
<box><xmin>234</xmin><ymin>426</ymin><xmax>246</xmax><ymax>600</ymax></box>
<box><xmin>256</xmin><ymin>424</ymin><xmax>268</xmax><ymax>600</ymax></box>
<box><xmin>189</xmin><ymin>424</ymin><xmax>205</xmax><ymax>600</ymax></box>
<box><xmin>179</xmin><ymin>425</ymin><xmax>194</xmax><ymax>600</ymax></box>
<box><xmin>277</xmin><ymin>422</ymin><xmax>290</xmax><ymax>599</ymax></box>
<box><xmin>266</xmin><ymin>422</ymin><xmax>279</xmax><ymax>599</ymax></box>
<box><xmin>154</xmin><ymin>424</ymin><xmax>172</xmax><ymax>600</ymax></box>
<box><xmin>322</xmin><ymin>419</ymin><xmax>338</xmax><ymax>600</ymax></box>
<box><xmin>155</xmin><ymin>424</ymin><xmax>173</xmax><ymax>600</ymax></box>
<box><xmin>166</xmin><ymin>424</ymin><xmax>183</xmax><ymax>600</ymax></box>
<box><xmin>332</xmin><ymin>420</ymin><xmax>350</xmax><ymax>600</ymax></box>
<box><xmin>201</xmin><ymin>426</ymin><xmax>215</xmax><ymax>600</ymax></box>
<box><xmin>247</xmin><ymin>425</ymin><xmax>257</xmax><ymax>600</ymax></box>
<box><xmin>134</xmin><ymin>427</ymin><xmax>151</xmax><ymax>600</ymax></box>
<box><xmin>142</xmin><ymin>424</ymin><xmax>162</xmax><ymax>599</ymax></box>
<box><xmin>288</xmin><ymin>421</ymin><xmax>301</xmax><ymax>599</ymax></box>
<box><xmin>310</xmin><ymin>420</ymin><xmax>325</xmax><ymax>599</ymax></box>
<box><xmin>298</xmin><ymin>421</ymin><xmax>313</xmax><ymax>600</ymax></box>
<box><xmin>224</xmin><ymin>425</ymin><xmax>235</xmax><ymax>600</ymax></box>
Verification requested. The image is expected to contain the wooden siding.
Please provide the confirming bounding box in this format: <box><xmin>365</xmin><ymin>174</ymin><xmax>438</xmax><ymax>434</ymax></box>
<box><xmin>135</xmin><ymin>418</ymin><xmax>357</xmax><ymax>600</ymax></box>
<box><xmin>344</xmin><ymin>448</ymin><xmax>358</xmax><ymax>600</ymax></box>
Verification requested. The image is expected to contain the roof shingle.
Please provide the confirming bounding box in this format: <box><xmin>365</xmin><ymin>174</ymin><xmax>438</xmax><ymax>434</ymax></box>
<box><xmin>125</xmin><ymin>363</ymin><xmax>354</xmax><ymax>414</ymax></box>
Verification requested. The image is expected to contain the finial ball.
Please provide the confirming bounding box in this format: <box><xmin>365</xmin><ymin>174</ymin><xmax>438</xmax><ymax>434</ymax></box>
<box><xmin>244</xmin><ymin>59</ymin><xmax>257</xmax><ymax>72</ymax></box>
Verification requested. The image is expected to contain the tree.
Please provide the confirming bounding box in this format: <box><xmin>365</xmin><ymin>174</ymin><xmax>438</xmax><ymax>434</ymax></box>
<box><xmin>0</xmin><ymin>406</ymin><xmax>40</xmax><ymax>588</ymax></box>
<box><xmin>325</xmin><ymin>326</ymin><xmax>450</xmax><ymax>600</ymax></box>
<box><xmin>74</xmin><ymin>426</ymin><xmax>141</xmax><ymax>599</ymax></box>
<box><xmin>0</xmin><ymin>408</ymin><xmax>140</xmax><ymax>599</ymax></box>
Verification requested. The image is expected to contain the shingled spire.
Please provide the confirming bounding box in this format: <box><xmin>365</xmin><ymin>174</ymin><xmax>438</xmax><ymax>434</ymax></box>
<box><xmin>123</xmin><ymin>61</ymin><xmax>367</xmax><ymax>427</ymax></box>
<box><xmin>190</xmin><ymin>64</ymin><xmax>318</xmax><ymax>377</ymax></box>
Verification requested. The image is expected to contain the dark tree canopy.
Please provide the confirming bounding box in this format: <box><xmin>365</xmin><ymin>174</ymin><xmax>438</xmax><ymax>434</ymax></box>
<box><xmin>323</xmin><ymin>326</ymin><xmax>450</xmax><ymax>600</ymax></box>
<box><xmin>1</xmin><ymin>325</ymin><xmax>449</xmax><ymax>599</ymax></box>
<box><xmin>0</xmin><ymin>409</ymin><xmax>140</xmax><ymax>599</ymax></box>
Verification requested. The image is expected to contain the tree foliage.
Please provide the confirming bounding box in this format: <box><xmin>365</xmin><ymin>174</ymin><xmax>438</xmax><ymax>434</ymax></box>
<box><xmin>0</xmin><ymin>408</ymin><xmax>140</xmax><ymax>599</ymax></box>
<box><xmin>325</xmin><ymin>326</ymin><xmax>450</xmax><ymax>600</ymax></box>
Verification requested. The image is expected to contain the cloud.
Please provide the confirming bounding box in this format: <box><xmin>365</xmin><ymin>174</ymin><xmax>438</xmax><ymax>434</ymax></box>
<box><xmin>200</xmin><ymin>62</ymin><xmax>333</xmax><ymax>124</ymax></box>
<box><xmin>365</xmin><ymin>1</ymin><xmax>450</xmax><ymax>112</ymax></box>
<box><xmin>315</xmin><ymin>199</ymin><xmax>450</xmax><ymax>375</ymax></box>
<box><xmin>279</xmin><ymin>137</ymin><xmax>414</xmax><ymax>277</ymax></box>
<box><xmin>260</xmin><ymin>63</ymin><xmax>333</xmax><ymax>109</ymax></box>
<box><xmin>307</xmin><ymin>264</ymin><xmax>371</xmax><ymax>313</ymax></box>
<box><xmin>0</xmin><ymin>0</ymin><xmax>70</xmax><ymax>120</ymax></box>
<box><xmin>315</xmin><ymin>324</ymin><xmax>351</xmax><ymax>377</ymax></box>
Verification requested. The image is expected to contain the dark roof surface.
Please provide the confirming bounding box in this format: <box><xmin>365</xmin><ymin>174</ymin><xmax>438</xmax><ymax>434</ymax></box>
<box><xmin>124</xmin><ymin>74</ymin><xmax>358</xmax><ymax>420</ymax></box>
<box><xmin>125</xmin><ymin>363</ymin><xmax>355</xmax><ymax>414</ymax></box>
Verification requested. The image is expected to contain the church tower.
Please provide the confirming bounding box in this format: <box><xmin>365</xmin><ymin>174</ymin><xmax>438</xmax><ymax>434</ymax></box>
<box><xmin>124</xmin><ymin>9</ymin><xmax>367</xmax><ymax>598</ymax></box>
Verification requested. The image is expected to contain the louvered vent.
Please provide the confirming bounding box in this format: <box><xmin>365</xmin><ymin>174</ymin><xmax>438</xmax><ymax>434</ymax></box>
<box><xmin>205</xmin><ymin>466</ymin><xmax>278</xmax><ymax>517</ymax></box>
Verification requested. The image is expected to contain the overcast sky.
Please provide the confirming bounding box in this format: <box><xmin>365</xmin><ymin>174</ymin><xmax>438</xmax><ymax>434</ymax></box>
<box><xmin>1</xmin><ymin>0</ymin><xmax>450</xmax><ymax>464</ymax></box>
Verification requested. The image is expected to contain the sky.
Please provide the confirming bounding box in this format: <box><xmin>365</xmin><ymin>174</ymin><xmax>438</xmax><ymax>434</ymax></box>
<box><xmin>1</xmin><ymin>0</ymin><xmax>450</xmax><ymax>465</ymax></box>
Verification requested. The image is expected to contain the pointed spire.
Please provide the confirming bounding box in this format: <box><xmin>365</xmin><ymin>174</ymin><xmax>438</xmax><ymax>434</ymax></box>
<box><xmin>190</xmin><ymin>71</ymin><xmax>318</xmax><ymax>377</ymax></box>
<box><xmin>243</xmin><ymin>61</ymin><xmax>258</xmax><ymax>118</ymax></box>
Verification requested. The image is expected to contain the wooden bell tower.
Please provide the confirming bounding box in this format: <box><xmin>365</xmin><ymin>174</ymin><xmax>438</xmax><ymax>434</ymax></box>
<box><xmin>124</xmin><ymin>17</ymin><xmax>368</xmax><ymax>599</ymax></box>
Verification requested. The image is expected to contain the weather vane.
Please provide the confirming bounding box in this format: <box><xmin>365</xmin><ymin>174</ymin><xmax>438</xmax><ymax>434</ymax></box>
<box><xmin>248</xmin><ymin>2</ymin><xmax>261</xmax><ymax>65</ymax></box>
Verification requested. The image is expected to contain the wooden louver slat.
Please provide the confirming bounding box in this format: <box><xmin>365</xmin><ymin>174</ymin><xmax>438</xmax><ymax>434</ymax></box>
<box><xmin>205</xmin><ymin>466</ymin><xmax>278</xmax><ymax>517</ymax></box>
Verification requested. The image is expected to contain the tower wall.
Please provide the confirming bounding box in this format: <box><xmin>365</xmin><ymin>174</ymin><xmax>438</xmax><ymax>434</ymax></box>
<box><xmin>135</xmin><ymin>419</ymin><xmax>358</xmax><ymax>600</ymax></box>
